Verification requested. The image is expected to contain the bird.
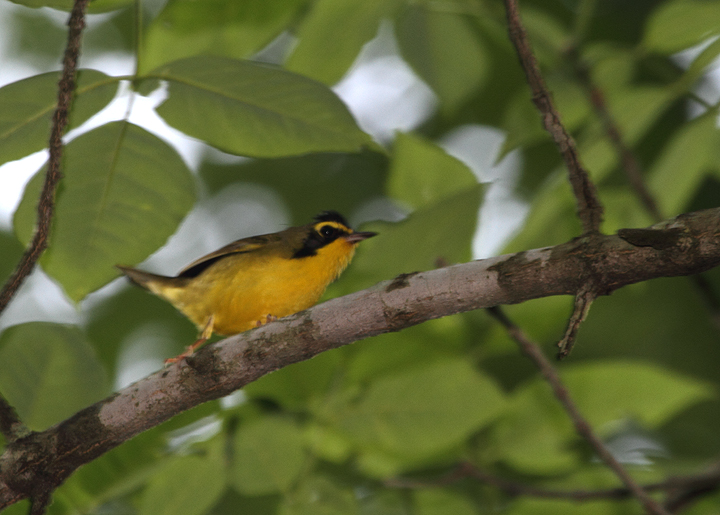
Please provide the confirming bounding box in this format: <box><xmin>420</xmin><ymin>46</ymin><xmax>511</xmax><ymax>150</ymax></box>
<box><xmin>117</xmin><ymin>211</ymin><xmax>376</xmax><ymax>363</ymax></box>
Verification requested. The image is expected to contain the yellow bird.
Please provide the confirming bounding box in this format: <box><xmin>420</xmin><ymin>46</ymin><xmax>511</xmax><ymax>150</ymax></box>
<box><xmin>117</xmin><ymin>211</ymin><xmax>376</xmax><ymax>363</ymax></box>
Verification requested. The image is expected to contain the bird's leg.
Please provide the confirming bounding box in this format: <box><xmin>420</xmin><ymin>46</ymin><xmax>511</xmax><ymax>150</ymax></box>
<box><xmin>256</xmin><ymin>314</ymin><xmax>277</xmax><ymax>327</ymax></box>
<box><xmin>165</xmin><ymin>315</ymin><xmax>215</xmax><ymax>365</ymax></box>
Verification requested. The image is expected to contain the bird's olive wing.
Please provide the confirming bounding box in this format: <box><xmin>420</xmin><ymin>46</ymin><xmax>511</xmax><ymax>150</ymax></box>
<box><xmin>177</xmin><ymin>233</ymin><xmax>280</xmax><ymax>278</ymax></box>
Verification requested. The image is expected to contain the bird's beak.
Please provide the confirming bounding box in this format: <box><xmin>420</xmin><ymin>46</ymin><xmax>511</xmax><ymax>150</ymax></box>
<box><xmin>344</xmin><ymin>231</ymin><xmax>377</xmax><ymax>244</ymax></box>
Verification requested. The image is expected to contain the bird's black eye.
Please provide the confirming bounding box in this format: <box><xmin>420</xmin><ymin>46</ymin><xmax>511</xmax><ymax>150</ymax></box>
<box><xmin>319</xmin><ymin>224</ymin><xmax>336</xmax><ymax>239</ymax></box>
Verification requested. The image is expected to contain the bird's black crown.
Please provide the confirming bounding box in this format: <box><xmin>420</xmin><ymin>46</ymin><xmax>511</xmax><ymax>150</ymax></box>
<box><xmin>314</xmin><ymin>211</ymin><xmax>350</xmax><ymax>228</ymax></box>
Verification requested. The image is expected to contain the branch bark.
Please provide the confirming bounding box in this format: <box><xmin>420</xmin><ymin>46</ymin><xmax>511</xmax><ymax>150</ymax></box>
<box><xmin>1</xmin><ymin>208</ymin><xmax>719</xmax><ymax>509</ymax></box>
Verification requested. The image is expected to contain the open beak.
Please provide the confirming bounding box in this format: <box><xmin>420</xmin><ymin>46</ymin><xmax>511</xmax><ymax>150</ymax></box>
<box><xmin>344</xmin><ymin>231</ymin><xmax>377</xmax><ymax>244</ymax></box>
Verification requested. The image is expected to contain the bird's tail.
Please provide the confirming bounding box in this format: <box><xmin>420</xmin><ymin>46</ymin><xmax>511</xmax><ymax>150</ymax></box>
<box><xmin>116</xmin><ymin>266</ymin><xmax>182</xmax><ymax>293</ymax></box>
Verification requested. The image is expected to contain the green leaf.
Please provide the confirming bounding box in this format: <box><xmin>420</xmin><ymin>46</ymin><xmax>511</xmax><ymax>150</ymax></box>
<box><xmin>14</xmin><ymin>122</ymin><xmax>196</xmax><ymax>301</ymax></box>
<box><xmin>0</xmin><ymin>322</ymin><xmax>107</xmax><ymax>431</ymax></box>
<box><xmin>562</xmin><ymin>361</ymin><xmax>715</xmax><ymax>428</ymax></box>
<box><xmin>580</xmin><ymin>277</ymin><xmax>720</xmax><ymax>387</ymax></box>
<box><xmin>280</xmin><ymin>475</ymin><xmax>358</xmax><ymax>515</ymax></box>
<box><xmin>397</xmin><ymin>4</ymin><xmax>488</xmax><ymax>113</ymax></box>
<box><xmin>414</xmin><ymin>490</ymin><xmax>477</xmax><ymax>515</ymax></box>
<box><xmin>147</xmin><ymin>56</ymin><xmax>371</xmax><ymax>157</ymax></box>
<box><xmin>243</xmin><ymin>350</ymin><xmax>340</xmax><ymax>410</ymax></box>
<box><xmin>502</xmin><ymin>172</ymin><xmax>579</xmax><ymax>253</ymax></box>
<box><xmin>499</xmin><ymin>91</ymin><xmax>549</xmax><ymax>156</ymax></box>
<box><xmin>343</xmin><ymin>185</ymin><xmax>483</xmax><ymax>291</ymax></box>
<box><xmin>643</xmin><ymin>0</ymin><xmax>720</xmax><ymax>54</ymax></box>
<box><xmin>493</xmin><ymin>376</ymin><xmax>576</xmax><ymax>474</ymax></box>
<box><xmin>0</xmin><ymin>69</ymin><xmax>119</xmax><ymax>166</ymax></box>
<box><xmin>606</xmin><ymin>87</ymin><xmax>672</xmax><ymax>145</ymax></box>
<box><xmin>304</xmin><ymin>423</ymin><xmax>353</xmax><ymax>463</ymax></box>
<box><xmin>387</xmin><ymin>132</ymin><xmax>477</xmax><ymax>210</ymax></box>
<box><xmin>340</xmin><ymin>358</ymin><xmax>506</xmax><ymax>457</ymax></box>
<box><xmin>232</xmin><ymin>416</ymin><xmax>306</xmax><ymax>495</ymax></box>
<box><xmin>286</xmin><ymin>0</ymin><xmax>398</xmax><ymax>85</ymax></box>
<box><xmin>0</xmin><ymin>231</ymin><xmax>24</xmax><ymax>285</ymax></box>
<box><xmin>139</xmin><ymin>440</ymin><xmax>226</xmax><ymax>515</ymax></box>
<box><xmin>62</xmin><ymin>403</ymin><xmax>223</xmax><ymax>513</ymax></box>
<box><xmin>507</xmin><ymin>498</ymin><xmax>621</xmax><ymax>515</ymax></box>
<box><xmin>595</xmin><ymin>188</ymin><xmax>653</xmax><ymax>235</ymax></box>
<box><xmin>141</xmin><ymin>0</ymin><xmax>305</xmax><ymax>73</ymax></box>
<box><xmin>494</xmin><ymin>360</ymin><xmax>714</xmax><ymax>474</ymax></box>
<box><xmin>345</xmin><ymin>317</ymin><xmax>473</xmax><ymax>387</ymax></box>
<box><xmin>199</xmin><ymin>148</ymin><xmax>388</xmax><ymax>224</ymax></box>
<box><xmin>647</xmin><ymin>112</ymin><xmax>718</xmax><ymax>215</ymax></box>
<box><xmin>674</xmin><ymin>37</ymin><xmax>720</xmax><ymax>94</ymax></box>
<box><xmin>358</xmin><ymin>488</ymin><xmax>407</xmax><ymax>515</ymax></box>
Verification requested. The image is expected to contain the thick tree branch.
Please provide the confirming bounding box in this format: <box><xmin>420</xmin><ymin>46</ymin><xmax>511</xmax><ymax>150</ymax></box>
<box><xmin>0</xmin><ymin>0</ymin><xmax>89</xmax><ymax>447</ymax></box>
<box><xmin>0</xmin><ymin>208</ymin><xmax>719</xmax><ymax>509</ymax></box>
<box><xmin>487</xmin><ymin>307</ymin><xmax>669</xmax><ymax>515</ymax></box>
<box><xmin>503</xmin><ymin>0</ymin><xmax>604</xmax><ymax>234</ymax></box>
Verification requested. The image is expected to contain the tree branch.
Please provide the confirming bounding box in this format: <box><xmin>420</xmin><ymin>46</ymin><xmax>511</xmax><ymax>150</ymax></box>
<box><xmin>567</xmin><ymin>48</ymin><xmax>720</xmax><ymax>328</ymax></box>
<box><xmin>503</xmin><ymin>0</ymin><xmax>604</xmax><ymax>234</ymax></box>
<box><xmin>487</xmin><ymin>308</ymin><xmax>669</xmax><ymax>515</ymax></box>
<box><xmin>0</xmin><ymin>208</ymin><xmax>719</xmax><ymax>509</ymax></box>
<box><xmin>0</xmin><ymin>0</ymin><xmax>88</xmax><ymax>317</ymax></box>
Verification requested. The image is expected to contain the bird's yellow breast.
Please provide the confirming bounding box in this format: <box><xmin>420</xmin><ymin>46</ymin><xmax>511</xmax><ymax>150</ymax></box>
<box><xmin>158</xmin><ymin>238</ymin><xmax>357</xmax><ymax>335</ymax></box>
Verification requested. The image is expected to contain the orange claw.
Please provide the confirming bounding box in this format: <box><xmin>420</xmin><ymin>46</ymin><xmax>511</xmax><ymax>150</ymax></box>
<box><xmin>255</xmin><ymin>314</ymin><xmax>277</xmax><ymax>327</ymax></box>
<box><xmin>164</xmin><ymin>315</ymin><xmax>214</xmax><ymax>365</ymax></box>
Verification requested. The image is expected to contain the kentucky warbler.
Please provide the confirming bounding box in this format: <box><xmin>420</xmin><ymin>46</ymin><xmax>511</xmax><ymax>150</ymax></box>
<box><xmin>117</xmin><ymin>211</ymin><xmax>376</xmax><ymax>363</ymax></box>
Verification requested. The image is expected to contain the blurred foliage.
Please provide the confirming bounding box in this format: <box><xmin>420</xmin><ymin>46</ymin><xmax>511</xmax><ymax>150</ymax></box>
<box><xmin>0</xmin><ymin>0</ymin><xmax>719</xmax><ymax>513</ymax></box>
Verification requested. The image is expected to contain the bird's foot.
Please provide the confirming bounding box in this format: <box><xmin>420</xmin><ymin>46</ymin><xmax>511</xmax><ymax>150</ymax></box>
<box><xmin>164</xmin><ymin>336</ymin><xmax>208</xmax><ymax>365</ymax></box>
<box><xmin>256</xmin><ymin>314</ymin><xmax>278</xmax><ymax>327</ymax></box>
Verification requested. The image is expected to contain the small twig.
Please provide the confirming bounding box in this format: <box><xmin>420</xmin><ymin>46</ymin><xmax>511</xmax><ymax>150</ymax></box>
<box><xmin>487</xmin><ymin>307</ymin><xmax>670</xmax><ymax>515</ymax></box>
<box><xmin>557</xmin><ymin>283</ymin><xmax>596</xmax><ymax>359</ymax></box>
<box><xmin>0</xmin><ymin>0</ymin><xmax>89</xmax><ymax>316</ymax></box>
<box><xmin>503</xmin><ymin>0</ymin><xmax>603</xmax><ymax>234</ymax></box>
<box><xmin>29</xmin><ymin>489</ymin><xmax>52</xmax><ymax>515</ymax></box>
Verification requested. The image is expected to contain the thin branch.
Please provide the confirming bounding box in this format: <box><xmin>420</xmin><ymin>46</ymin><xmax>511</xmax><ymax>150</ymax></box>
<box><xmin>503</xmin><ymin>0</ymin><xmax>603</xmax><ymax>234</ymax></box>
<box><xmin>487</xmin><ymin>307</ymin><xmax>670</xmax><ymax>515</ymax></box>
<box><xmin>0</xmin><ymin>0</ymin><xmax>89</xmax><ymax>444</ymax></box>
<box><xmin>387</xmin><ymin>462</ymin><xmax>637</xmax><ymax>500</ymax></box>
<box><xmin>568</xmin><ymin>49</ymin><xmax>662</xmax><ymax>222</ymax></box>
<box><xmin>663</xmin><ymin>461</ymin><xmax>720</xmax><ymax>512</ymax></box>
<box><xmin>388</xmin><ymin>460</ymin><xmax>720</xmax><ymax>506</ymax></box>
<box><xmin>0</xmin><ymin>208</ymin><xmax>719</xmax><ymax>509</ymax></box>
<box><xmin>0</xmin><ymin>0</ymin><xmax>89</xmax><ymax>316</ymax></box>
